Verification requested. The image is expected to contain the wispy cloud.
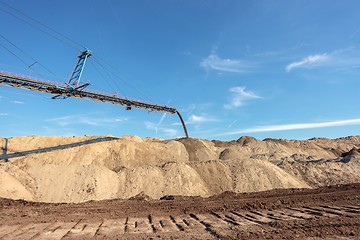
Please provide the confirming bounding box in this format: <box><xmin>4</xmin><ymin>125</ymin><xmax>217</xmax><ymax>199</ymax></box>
<box><xmin>181</xmin><ymin>103</ymin><xmax>214</xmax><ymax>117</ymax></box>
<box><xmin>114</xmin><ymin>118</ymin><xmax>127</xmax><ymax>122</ymax></box>
<box><xmin>286</xmin><ymin>48</ymin><xmax>360</xmax><ymax>72</ymax></box>
<box><xmin>254</xmin><ymin>43</ymin><xmax>307</xmax><ymax>57</ymax></box>
<box><xmin>46</xmin><ymin>115</ymin><xmax>128</xmax><ymax>127</ymax></box>
<box><xmin>0</xmin><ymin>113</ymin><xmax>8</xmax><ymax>116</ymax></box>
<box><xmin>224</xmin><ymin>86</ymin><xmax>262</xmax><ymax>109</ymax></box>
<box><xmin>161</xmin><ymin>128</ymin><xmax>178</xmax><ymax>136</ymax></box>
<box><xmin>188</xmin><ymin>114</ymin><xmax>218</xmax><ymax>124</ymax></box>
<box><xmin>11</xmin><ymin>100</ymin><xmax>24</xmax><ymax>104</ymax></box>
<box><xmin>145</xmin><ymin>121</ymin><xmax>179</xmax><ymax>137</ymax></box>
<box><xmin>41</xmin><ymin>126</ymin><xmax>78</xmax><ymax>136</ymax></box>
<box><xmin>220</xmin><ymin>118</ymin><xmax>360</xmax><ymax>136</ymax></box>
<box><xmin>286</xmin><ymin>53</ymin><xmax>330</xmax><ymax>72</ymax></box>
<box><xmin>200</xmin><ymin>53</ymin><xmax>253</xmax><ymax>73</ymax></box>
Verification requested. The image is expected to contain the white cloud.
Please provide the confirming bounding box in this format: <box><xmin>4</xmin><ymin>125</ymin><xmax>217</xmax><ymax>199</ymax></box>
<box><xmin>46</xmin><ymin>115</ymin><xmax>128</xmax><ymax>127</ymax></box>
<box><xmin>286</xmin><ymin>48</ymin><xmax>360</xmax><ymax>72</ymax></box>
<box><xmin>41</xmin><ymin>126</ymin><xmax>77</xmax><ymax>136</ymax></box>
<box><xmin>145</xmin><ymin>121</ymin><xmax>179</xmax><ymax>137</ymax></box>
<box><xmin>286</xmin><ymin>53</ymin><xmax>330</xmax><ymax>72</ymax></box>
<box><xmin>0</xmin><ymin>113</ymin><xmax>8</xmax><ymax>116</ymax></box>
<box><xmin>115</xmin><ymin>118</ymin><xmax>127</xmax><ymax>122</ymax></box>
<box><xmin>254</xmin><ymin>44</ymin><xmax>307</xmax><ymax>57</ymax></box>
<box><xmin>224</xmin><ymin>87</ymin><xmax>262</xmax><ymax>109</ymax></box>
<box><xmin>188</xmin><ymin>115</ymin><xmax>208</xmax><ymax>123</ymax></box>
<box><xmin>161</xmin><ymin>128</ymin><xmax>178</xmax><ymax>136</ymax></box>
<box><xmin>11</xmin><ymin>100</ymin><xmax>24</xmax><ymax>104</ymax></box>
<box><xmin>181</xmin><ymin>103</ymin><xmax>214</xmax><ymax>117</ymax></box>
<box><xmin>188</xmin><ymin>114</ymin><xmax>218</xmax><ymax>124</ymax></box>
<box><xmin>200</xmin><ymin>53</ymin><xmax>252</xmax><ymax>73</ymax></box>
<box><xmin>220</xmin><ymin>118</ymin><xmax>360</xmax><ymax>136</ymax></box>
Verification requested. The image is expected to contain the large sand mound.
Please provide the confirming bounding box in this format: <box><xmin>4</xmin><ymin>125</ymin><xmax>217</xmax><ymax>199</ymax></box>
<box><xmin>0</xmin><ymin>135</ymin><xmax>359</xmax><ymax>203</ymax></box>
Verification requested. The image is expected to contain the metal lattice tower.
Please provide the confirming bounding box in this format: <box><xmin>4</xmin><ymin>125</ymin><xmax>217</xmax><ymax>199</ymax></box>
<box><xmin>68</xmin><ymin>49</ymin><xmax>92</xmax><ymax>87</ymax></box>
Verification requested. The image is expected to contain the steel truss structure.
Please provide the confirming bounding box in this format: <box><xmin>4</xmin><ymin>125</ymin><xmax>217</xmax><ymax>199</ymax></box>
<box><xmin>0</xmin><ymin>50</ymin><xmax>189</xmax><ymax>138</ymax></box>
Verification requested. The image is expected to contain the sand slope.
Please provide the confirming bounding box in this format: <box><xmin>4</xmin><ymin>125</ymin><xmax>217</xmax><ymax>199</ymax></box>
<box><xmin>0</xmin><ymin>135</ymin><xmax>359</xmax><ymax>203</ymax></box>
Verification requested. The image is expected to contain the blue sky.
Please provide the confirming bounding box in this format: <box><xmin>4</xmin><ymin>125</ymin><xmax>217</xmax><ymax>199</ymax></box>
<box><xmin>1</xmin><ymin>0</ymin><xmax>360</xmax><ymax>140</ymax></box>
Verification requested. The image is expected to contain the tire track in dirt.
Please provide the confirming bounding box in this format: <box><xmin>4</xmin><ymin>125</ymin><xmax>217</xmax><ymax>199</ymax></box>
<box><xmin>1</xmin><ymin>204</ymin><xmax>358</xmax><ymax>239</ymax></box>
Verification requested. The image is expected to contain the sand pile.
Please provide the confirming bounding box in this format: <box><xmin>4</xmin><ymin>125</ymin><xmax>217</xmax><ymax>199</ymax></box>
<box><xmin>0</xmin><ymin>135</ymin><xmax>359</xmax><ymax>203</ymax></box>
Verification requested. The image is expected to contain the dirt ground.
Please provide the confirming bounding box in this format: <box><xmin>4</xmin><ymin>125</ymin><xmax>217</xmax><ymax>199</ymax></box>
<box><xmin>0</xmin><ymin>183</ymin><xmax>359</xmax><ymax>239</ymax></box>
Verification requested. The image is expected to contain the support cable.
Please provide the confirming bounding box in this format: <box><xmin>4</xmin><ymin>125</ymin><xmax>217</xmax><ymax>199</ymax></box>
<box><xmin>91</xmin><ymin>57</ymin><xmax>135</xmax><ymax>99</ymax></box>
<box><xmin>91</xmin><ymin>56</ymin><xmax>157</xmax><ymax>103</ymax></box>
<box><xmin>1</xmin><ymin>1</ymin><xmax>163</xmax><ymax>106</ymax></box>
<box><xmin>0</xmin><ymin>42</ymin><xmax>43</xmax><ymax>77</ymax></box>
<box><xmin>0</xmin><ymin>42</ymin><xmax>28</xmax><ymax>68</ymax></box>
<box><xmin>0</xmin><ymin>33</ymin><xmax>57</xmax><ymax>76</ymax></box>
<box><xmin>0</xmin><ymin>1</ymin><xmax>83</xmax><ymax>51</ymax></box>
<box><xmin>89</xmin><ymin>60</ymin><xmax>125</xmax><ymax>98</ymax></box>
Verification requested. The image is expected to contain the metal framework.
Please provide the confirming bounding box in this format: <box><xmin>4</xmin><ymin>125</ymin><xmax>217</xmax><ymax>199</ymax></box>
<box><xmin>68</xmin><ymin>49</ymin><xmax>92</xmax><ymax>87</ymax></box>
<box><xmin>52</xmin><ymin>49</ymin><xmax>92</xmax><ymax>99</ymax></box>
<box><xmin>0</xmin><ymin>50</ymin><xmax>189</xmax><ymax>138</ymax></box>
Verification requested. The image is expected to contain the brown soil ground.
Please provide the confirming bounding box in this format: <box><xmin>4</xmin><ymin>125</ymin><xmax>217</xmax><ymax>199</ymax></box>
<box><xmin>0</xmin><ymin>183</ymin><xmax>359</xmax><ymax>239</ymax></box>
